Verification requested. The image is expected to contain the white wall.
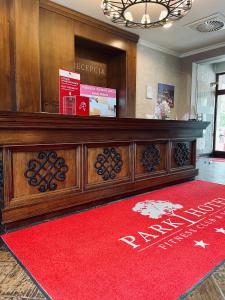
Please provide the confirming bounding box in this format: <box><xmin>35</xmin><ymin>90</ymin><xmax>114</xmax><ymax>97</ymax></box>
<box><xmin>136</xmin><ymin>44</ymin><xmax>185</xmax><ymax>120</ymax></box>
<box><xmin>196</xmin><ymin>64</ymin><xmax>216</xmax><ymax>154</ymax></box>
<box><xmin>214</xmin><ymin>62</ymin><xmax>225</xmax><ymax>74</ymax></box>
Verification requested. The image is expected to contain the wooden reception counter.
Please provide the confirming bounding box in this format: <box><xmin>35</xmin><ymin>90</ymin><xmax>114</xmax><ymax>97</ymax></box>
<box><xmin>0</xmin><ymin>112</ymin><xmax>209</xmax><ymax>229</ymax></box>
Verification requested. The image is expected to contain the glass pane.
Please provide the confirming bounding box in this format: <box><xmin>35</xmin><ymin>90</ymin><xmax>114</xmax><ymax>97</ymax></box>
<box><xmin>215</xmin><ymin>95</ymin><xmax>225</xmax><ymax>152</ymax></box>
<box><xmin>218</xmin><ymin>74</ymin><xmax>225</xmax><ymax>90</ymax></box>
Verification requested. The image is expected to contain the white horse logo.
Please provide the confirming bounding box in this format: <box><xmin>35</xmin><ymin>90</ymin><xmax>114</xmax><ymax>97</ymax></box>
<box><xmin>132</xmin><ymin>200</ymin><xmax>183</xmax><ymax>219</ymax></box>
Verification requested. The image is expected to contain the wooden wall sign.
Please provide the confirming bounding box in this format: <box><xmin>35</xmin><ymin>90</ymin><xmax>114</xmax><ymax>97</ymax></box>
<box><xmin>75</xmin><ymin>58</ymin><xmax>107</xmax><ymax>87</ymax></box>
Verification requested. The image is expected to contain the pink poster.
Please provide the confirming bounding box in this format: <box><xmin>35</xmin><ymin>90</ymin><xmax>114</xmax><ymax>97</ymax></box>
<box><xmin>80</xmin><ymin>84</ymin><xmax>117</xmax><ymax>117</ymax></box>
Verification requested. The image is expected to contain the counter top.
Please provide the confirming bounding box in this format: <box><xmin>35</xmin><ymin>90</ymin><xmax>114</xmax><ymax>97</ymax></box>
<box><xmin>0</xmin><ymin>111</ymin><xmax>209</xmax><ymax>131</ymax></box>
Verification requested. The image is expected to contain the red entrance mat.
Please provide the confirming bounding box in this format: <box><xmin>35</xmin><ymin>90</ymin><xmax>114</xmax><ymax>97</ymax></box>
<box><xmin>2</xmin><ymin>180</ymin><xmax>225</xmax><ymax>300</ymax></box>
<box><xmin>209</xmin><ymin>158</ymin><xmax>225</xmax><ymax>163</ymax></box>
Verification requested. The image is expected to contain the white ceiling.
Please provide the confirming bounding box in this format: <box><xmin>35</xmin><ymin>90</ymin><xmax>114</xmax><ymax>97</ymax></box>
<box><xmin>51</xmin><ymin>0</ymin><xmax>225</xmax><ymax>56</ymax></box>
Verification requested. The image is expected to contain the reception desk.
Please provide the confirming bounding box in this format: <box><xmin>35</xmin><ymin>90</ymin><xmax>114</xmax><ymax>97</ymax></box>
<box><xmin>0</xmin><ymin>112</ymin><xmax>209</xmax><ymax>229</ymax></box>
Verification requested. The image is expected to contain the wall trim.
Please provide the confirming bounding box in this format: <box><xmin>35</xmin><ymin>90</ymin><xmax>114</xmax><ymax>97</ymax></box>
<box><xmin>179</xmin><ymin>42</ymin><xmax>225</xmax><ymax>58</ymax></box>
<box><xmin>139</xmin><ymin>39</ymin><xmax>179</xmax><ymax>57</ymax></box>
<box><xmin>139</xmin><ymin>39</ymin><xmax>225</xmax><ymax>59</ymax></box>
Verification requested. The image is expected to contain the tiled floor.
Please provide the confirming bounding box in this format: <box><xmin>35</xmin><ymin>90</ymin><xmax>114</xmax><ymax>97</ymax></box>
<box><xmin>197</xmin><ymin>158</ymin><xmax>225</xmax><ymax>186</ymax></box>
<box><xmin>0</xmin><ymin>158</ymin><xmax>224</xmax><ymax>300</ymax></box>
<box><xmin>0</xmin><ymin>243</ymin><xmax>46</xmax><ymax>300</ymax></box>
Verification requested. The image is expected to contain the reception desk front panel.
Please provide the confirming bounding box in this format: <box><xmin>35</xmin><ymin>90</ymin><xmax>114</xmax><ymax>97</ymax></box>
<box><xmin>0</xmin><ymin>113</ymin><xmax>209</xmax><ymax>229</ymax></box>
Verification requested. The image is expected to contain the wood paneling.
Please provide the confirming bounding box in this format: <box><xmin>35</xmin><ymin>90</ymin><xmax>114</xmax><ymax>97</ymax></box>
<box><xmin>107</xmin><ymin>51</ymin><xmax>126</xmax><ymax>117</ymax></box>
<box><xmin>75</xmin><ymin>37</ymin><xmax>127</xmax><ymax>116</ymax></box>
<box><xmin>0</xmin><ymin>150</ymin><xmax>3</xmax><ymax>207</ymax></box>
<box><xmin>0</xmin><ymin>0</ymin><xmax>41</xmax><ymax>112</ymax></box>
<box><xmin>39</xmin><ymin>0</ymin><xmax>137</xmax><ymax>117</ymax></box>
<box><xmin>0</xmin><ymin>0</ymin><xmax>138</xmax><ymax>116</ymax></box>
<box><xmin>127</xmin><ymin>41</ymin><xmax>137</xmax><ymax>117</ymax></box>
<box><xmin>39</xmin><ymin>0</ymin><xmax>139</xmax><ymax>43</ymax></box>
<box><xmin>40</xmin><ymin>8</ymin><xmax>75</xmax><ymax>113</ymax></box>
<box><xmin>0</xmin><ymin>113</ymin><xmax>209</xmax><ymax>227</ymax></box>
<box><xmin>135</xmin><ymin>142</ymin><xmax>168</xmax><ymax>178</ymax></box>
<box><xmin>39</xmin><ymin>2</ymin><xmax>138</xmax><ymax>116</ymax></box>
<box><xmin>73</xmin><ymin>20</ymin><xmax>135</xmax><ymax>117</ymax></box>
<box><xmin>14</xmin><ymin>0</ymin><xmax>41</xmax><ymax>112</ymax></box>
<box><xmin>75</xmin><ymin>57</ymin><xmax>107</xmax><ymax>87</ymax></box>
<box><xmin>75</xmin><ymin>38</ymin><xmax>109</xmax><ymax>87</ymax></box>
<box><xmin>0</xmin><ymin>0</ymin><xmax>14</xmax><ymax>111</ymax></box>
<box><xmin>171</xmin><ymin>140</ymin><xmax>195</xmax><ymax>169</ymax></box>
<box><xmin>12</xmin><ymin>149</ymin><xmax>78</xmax><ymax>200</ymax></box>
<box><xmin>86</xmin><ymin>145</ymin><xmax>131</xmax><ymax>187</ymax></box>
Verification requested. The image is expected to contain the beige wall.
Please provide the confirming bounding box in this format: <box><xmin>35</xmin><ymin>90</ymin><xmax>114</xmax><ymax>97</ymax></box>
<box><xmin>136</xmin><ymin>44</ymin><xmax>185</xmax><ymax>119</ymax></box>
<box><xmin>136</xmin><ymin>44</ymin><xmax>225</xmax><ymax>127</ymax></box>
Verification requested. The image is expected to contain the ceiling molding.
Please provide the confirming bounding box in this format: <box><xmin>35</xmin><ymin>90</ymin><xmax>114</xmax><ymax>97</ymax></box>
<box><xmin>179</xmin><ymin>41</ymin><xmax>225</xmax><ymax>58</ymax></box>
<box><xmin>139</xmin><ymin>39</ymin><xmax>179</xmax><ymax>57</ymax></box>
<box><xmin>139</xmin><ymin>38</ymin><xmax>225</xmax><ymax>59</ymax></box>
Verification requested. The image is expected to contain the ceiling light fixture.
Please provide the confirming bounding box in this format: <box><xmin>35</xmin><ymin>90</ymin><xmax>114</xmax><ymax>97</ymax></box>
<box><xmin>101</xmin><ymin>0</ymin><xmax>193</xmax><ymax>29</ymax></box>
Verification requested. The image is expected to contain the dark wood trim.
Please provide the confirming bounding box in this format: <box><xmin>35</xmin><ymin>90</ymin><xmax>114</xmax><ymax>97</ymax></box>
<box><xmin>2</xmin><ymin>177</ymin><xmax>196</xmax><ymax>233</ymax></box>
<box><xmin>0</xmin><ymin>111</ymin><xmax>209</xmax><ymax>131</ymax></box>
<box><xmin>213</xmin><ymin>151</ymin><xmax>225</xmax><ymax>158</ymax></box>
<box><xmin>2</xmin><ymin>168</ymin><xmax>198</xmax><ymax>226</ymax></box>
<box><xmin>0</xmin><ymin>114</ymin><xmax>209</xmax><ymax>228</ymax></box>
<box><xmin>8</xmin><ymin>0</ymin><xmax>17</xmax><ymax>111</ymax></box>
<box><xmin>39</xmin><ymin>0</ymin><xmax>139</xmax><ymax>43</ymax></box>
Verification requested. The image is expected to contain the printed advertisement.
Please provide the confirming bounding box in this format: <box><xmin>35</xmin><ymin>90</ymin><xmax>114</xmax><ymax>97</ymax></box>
<box><xmin>80</xmin><ymin>84</ymin><xmax>117</xmax><ymax>117</ymax></box>
<box><xmin>59</xmin><ymin>69</ymin><xmax>80</xmax><ymax>115</ymax></box>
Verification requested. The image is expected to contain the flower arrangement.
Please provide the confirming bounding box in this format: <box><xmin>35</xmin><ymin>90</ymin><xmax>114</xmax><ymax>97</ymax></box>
<box><xmin>154</xmin><ymin>100</ymin><xmax>171</xmax><ymax>120</ymax></box>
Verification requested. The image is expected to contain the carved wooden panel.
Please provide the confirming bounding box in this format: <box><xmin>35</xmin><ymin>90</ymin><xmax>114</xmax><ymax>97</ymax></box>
<box><xmin>171</xmin><ymin>141</ymin><xmax>194</xmax><ymax>169</ymax></box>
<box><xmin>24</xmin><ymin>151</ymin><xmax>69</xmax><ymax>193</ymax></box>
<box><xmin>86</xmin><ymin>144</ymin><xmax>131</xmax><ymax>187</ymax></box>
<box><xmin>12</xmin><ymin>148</ymin><xmax>79</xmax><ymax>200</ymax></box>
<box><xmin>135</xmin><ymin>142</ymin><xmax>167</xmax><ymax>178</ymax></box>
<box><xmin>0</xmin><ymin>114</ymin><xmax>207</xmax><ymax>228</ymax></box>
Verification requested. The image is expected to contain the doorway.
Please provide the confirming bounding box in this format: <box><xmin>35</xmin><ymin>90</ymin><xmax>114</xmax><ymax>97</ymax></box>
<box><xmin>214</xmin><ymin>72</ymin><xmax>225</xmax><ymax>156</ymax></box>
<box><xmin>191</xmin><ymin>56</ymin><xmax>225</xmax><ymax>157</ymax></box>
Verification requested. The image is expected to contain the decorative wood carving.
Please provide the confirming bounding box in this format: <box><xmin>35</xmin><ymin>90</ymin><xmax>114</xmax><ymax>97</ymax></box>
<box><xmin>24</xmin><ymin>151</ymin><xmax>68</xmax><ymax>192</ymax></box>
<box><xmin>175</xmin><ymin>143</ymin><xmax>190</xmax><ymax>167</ymax></box>
<box><xmin>142</xmin><ymin>144</ymin><xmax>161</xmax><ymax>172</ymax></box>
<box><xmin>0</xmin><ymin>113</ymin><xmax>209</xmax><ymax>229</ymax></box>
<box><xmin>94</xmin><ymin>148</ymin><xmax>123</xmax><ymax>181</ymax></box>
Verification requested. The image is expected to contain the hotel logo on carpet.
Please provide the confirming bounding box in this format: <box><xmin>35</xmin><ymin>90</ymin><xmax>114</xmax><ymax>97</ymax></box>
<box><xmin>118</xmin><ymin>198</ymin><xmax>225</xmax><ymax>252</ymax></box>
<box><xmin>132</xmin><ymin>200</ymin><xmax>183</xmax><ymax>219</ymax></box>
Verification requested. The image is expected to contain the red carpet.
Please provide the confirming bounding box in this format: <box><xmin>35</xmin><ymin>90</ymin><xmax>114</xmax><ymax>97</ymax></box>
<box><xmin>209</xmin><ymin>158</ymin><xmax>225</xmax><ymax>163</ymax></box>
<box><xmin>2</xmin><ymin>180</ymin><xmax>225</xmax><ymax>300</ymax></box>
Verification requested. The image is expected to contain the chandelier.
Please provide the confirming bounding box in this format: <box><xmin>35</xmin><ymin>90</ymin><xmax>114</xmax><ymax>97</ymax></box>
<box><xmin>101</xmin><ymin>0</ymin><xmax>193</xmax><ymax>29</ymax></box>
